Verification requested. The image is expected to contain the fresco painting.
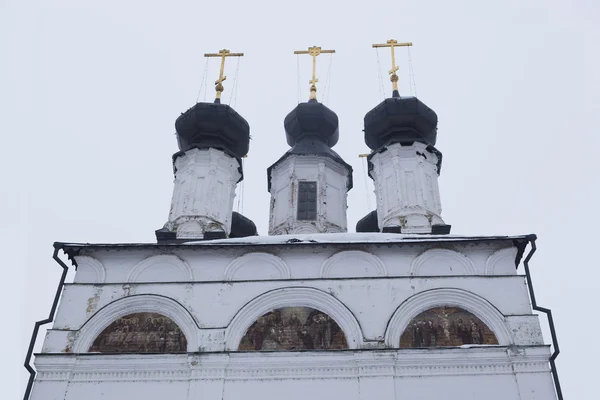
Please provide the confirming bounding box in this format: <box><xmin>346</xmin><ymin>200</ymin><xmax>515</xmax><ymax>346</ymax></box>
<box><xmin>89</xmin><ymin>312</ymin><xmax>187</xmax><ymax>353</ymax></box>
<box><xmin>400</xmin><ymin>306</ymin><xmax>498</xmax><ymax>348</ymax></box>
<box><xmin>239</xmin><ymin>307</ymin><xmax>348</xmax><ymax>351</ymax></box>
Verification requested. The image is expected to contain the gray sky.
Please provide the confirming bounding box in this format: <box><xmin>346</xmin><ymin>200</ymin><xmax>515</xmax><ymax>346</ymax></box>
<box><xmin>2</xmin><ymin>0</ymin><xmax>598</xmax><ymax>398</ymax></box>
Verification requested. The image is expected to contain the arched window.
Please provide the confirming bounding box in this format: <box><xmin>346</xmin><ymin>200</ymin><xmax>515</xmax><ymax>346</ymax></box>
<box><xmin>400</xmin><ymin>306</ymin><xmax>498</xmax><ymax>348</ymax></box>
<box><xmin>89</xmin><ymin>312</ymin><xmax>187</xmax><ymax>353</ymax></box>
<box><xmin>238</xmin><ymin>307</ymin><xmax>348</xmax><ymax>351</ymax></box>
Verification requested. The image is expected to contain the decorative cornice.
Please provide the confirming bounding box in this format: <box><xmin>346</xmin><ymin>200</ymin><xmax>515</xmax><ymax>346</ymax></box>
<box><xmin>34</xmin><ymin>346</ymin><xmax>552</xmax><ymax>383</ymax></box>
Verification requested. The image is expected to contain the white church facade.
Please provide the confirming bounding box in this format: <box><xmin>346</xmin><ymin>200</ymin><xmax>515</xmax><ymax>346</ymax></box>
<box><xmin>25</xmin><ymin>44</ymin><xmax>562</xmax><ymax>400</ymax></box>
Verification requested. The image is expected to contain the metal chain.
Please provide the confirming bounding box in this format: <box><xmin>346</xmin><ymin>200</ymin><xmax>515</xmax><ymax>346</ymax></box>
<box><xmin>230</xmin><ymin>56</ymin><xmax>242</xmax><ymax>107</ymax></box>
<box><xmin>375</xmin><ymin>48</ymin><xmax>385</xmax><ymax>101</ymax></box>
<box><xmin>196</xmin><ymin>57</ymin><xmax>209</xmax><ymax>103</ymax></box>
<box><xmin>407</xmin><ymin>46</ymin><xmax>417</xmax><ymax>97</ymax></box>
<box><xmin>297</xmin><ymin>54</ymin><xmax>301</xmax><ymax>104</ymax></box>
<box><xmin>322</xmin><ymin>54</ymin><xmax>334</xmax><ymax>104</ymax></box>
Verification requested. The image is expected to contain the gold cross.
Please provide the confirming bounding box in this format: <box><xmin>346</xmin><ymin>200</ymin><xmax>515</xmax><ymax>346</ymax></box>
<box><xmin>204</xmin><ymin>49</ymin><xmax>244</xmax><ymax>100</ymax></box>
<box><xmin>294</xmin><ymin>46</ymin><xmax>335</xmax><ymax>100</ymax></box>
<box><xmin>372</xmin><ymin>40</ymin><xmax>412</xmax><ymax>94</ymax></box>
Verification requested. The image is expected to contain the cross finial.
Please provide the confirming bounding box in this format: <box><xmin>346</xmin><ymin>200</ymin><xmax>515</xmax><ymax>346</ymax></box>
<box><xmin>372</xmin><ymin>40</ymin><xmax>412</xmax><ymax>97</ymax></box>
<box><xmin>204</xmin><ymin>49</ymin><xmax>244</xmax><ymax>102</ymax></box>
<box><xmin>294</xmin><ymin>46</ymin><xmax>336</xmax><ymax>100</ymax></box>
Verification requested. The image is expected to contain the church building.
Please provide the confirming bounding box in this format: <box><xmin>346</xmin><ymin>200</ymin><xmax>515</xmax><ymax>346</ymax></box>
<box><xmin>24</xmin><ymin>42</ymin><xmax>562</xmax><ymax>400</ymax></box>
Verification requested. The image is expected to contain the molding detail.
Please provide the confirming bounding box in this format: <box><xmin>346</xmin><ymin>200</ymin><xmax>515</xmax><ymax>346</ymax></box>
<box><xmin>411</xmin><ymin>248</ymin><xmax>475</xmax><ymax>276</ymax></box>
<box><xmin>127</xmin><ymin>254</ymin><xmax>193</xmax><ymax>283</ymax></box>
<box><xmin>485</xmin><ymin>247</ymin><xmax>518</xmax><ymax>275</ymax></box>
<box><xmin>384</xmin><ymin>288</ymin><xmax>511</xmax><ymax>347</ymax></box>
<box><xmin>321</xmin><ymin>250</ymin><xmax>387</xmax><ymax>278</ymax></box>
<box><xmin>73</xmin><ymin>295</ymin><xmax>200</xmax><ymax>353</ymax></box>
<box><xmin>73</xmin><ymin>256</ymin><xmax>106</xmax><ymax>284</ymax></box>
<box><xmin>225</xmin><ymin>287</ymin><xmax>363</xmax><ymax>350</ymax></box>
<box><xmin>224</xmin><ymin>252</ymin><xmax>291</xmax><ymax>281</ymax></box>
<box><xmin>33</xmin><ymin>346</ymin><xmax>552</xmax><ymax>382</ymax></box>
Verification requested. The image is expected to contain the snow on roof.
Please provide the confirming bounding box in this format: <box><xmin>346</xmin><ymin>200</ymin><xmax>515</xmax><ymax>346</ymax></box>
<box><xmin>56</xmin><ymin>232</ymin><xmax>534</xmax><ymax>250</ymax></box>
<box><xmin>190</xmin><ymin>232</ymin><xmax>528</xmax><ymax>245</ymax></box>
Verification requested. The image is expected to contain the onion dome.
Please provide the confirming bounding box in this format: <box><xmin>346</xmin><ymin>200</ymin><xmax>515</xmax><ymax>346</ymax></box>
<box><xmin>284</xmin><ymin>99</ymin><xmax>339</xmax><ymax>147</ymax></box>
<box><xmin>364</xmin><ymin>95</ymin><xmax>438</xmax><ymax>150</ymax></box>
<box><xmin>230</xmin><ymin>212</ymin><xmax>258</xmax><ymax>238</ymax></box>
<box><xmin>356</xmin><ymin>210</ymin><xmax>379</xmax><ymax>233</ymax></box>
<box><xmin>267</xmin><ymin>100</ymin><xmax>352</xmax><ymax>191</ymax></box>
<box><xmin>175</xmin><ymin>100</ymin><xmax>250</xmax><ymax>160</ymax></box>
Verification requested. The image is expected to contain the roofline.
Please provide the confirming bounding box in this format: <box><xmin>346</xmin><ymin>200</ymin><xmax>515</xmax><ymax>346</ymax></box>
<box><xmin>54</xmin><ymin>234</ymin><xmax>536</xmax><ymax>254</ymax></box>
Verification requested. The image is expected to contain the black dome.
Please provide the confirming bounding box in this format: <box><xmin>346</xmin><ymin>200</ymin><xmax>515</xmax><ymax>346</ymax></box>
<box><xmin>284</xmin><ymin>99</ymin><xmax>339</xmax><ymax>147</ymax></box>
<box><xmin>356</xmin><ymin>210</ymin><xmax>379</xmax><ymax>233</ymax></box>
<box><xmin>267</xmin><ymin>100</ymin><xmax>352</xmax><ymax>192</ymax></box>
<box><xmin>364</xmin><ymin>96</ymin><xmax>437</xmax><ymax>150</ymax></box>
<box><xmin>175</xmin><ymin>100</ymin><xmax>250</xmax><ymax>159</ymax></box>
<box><xmin>230</xmin><ymin>212</ymin><xmax>258</xmax><ymax>238</ymax></box>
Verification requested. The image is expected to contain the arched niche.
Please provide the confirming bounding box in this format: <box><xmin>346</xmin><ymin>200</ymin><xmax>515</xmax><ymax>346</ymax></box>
<box><xmin>399</xmin><ymin>306</ymin><xmax>498</xmax><ymax>348</ymax></box>
<box><xmin>238</xmin><ymin>307</ymin><xmax>348</xmax><ymax>351</ymax></box>
<box><xmin>411</xmin><ymin>249</ymin><xmax>475</xmax><ymax>276</ymax></box>
<box><xmin>127</xmin><ymin>254</ymin><xmax>193</xmax><ymax>283</ymax></box>
<box><xmin>225</xmin><ymin>252</ymin><xmax>290</xmax><ymax>281</ymax></box>
<box><xmin>485</xmin><ymin>247</ymin><xmax>518</xmax><ymax>275</ymax></box>
<box><xmin>320</xmin><ymin>250</ymin><xmax>387</xmax><ymax>278</ymax></box>
<box><xmin>74</xmin><ymin>295</ymin><xmax>199</xmax><ymax>353</ymax></box>
<box><xmin>225</xmin><ymin>287</ymin><xmax>363</xmax><ymax>350</ymax></box>
<box><xmin>73</xmin><ymin>256</ymin><xmax>106</xmax><ymax>284</ymax></box>
<box><xmin>385</xmin><ymin>288</ymin><xmax>510</xmax><ymax>347</ymax></box>
<box><xmin>89</xmin><ymin>312</ymin><xmax>187</xmax><ymax>353</ymax></box>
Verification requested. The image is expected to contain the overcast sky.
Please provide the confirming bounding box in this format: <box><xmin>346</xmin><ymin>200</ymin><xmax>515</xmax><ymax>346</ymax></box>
<box><xmin>2</xmin><ymin>0</ymin><xmax>598</xmax><ymax>398</ymax></box>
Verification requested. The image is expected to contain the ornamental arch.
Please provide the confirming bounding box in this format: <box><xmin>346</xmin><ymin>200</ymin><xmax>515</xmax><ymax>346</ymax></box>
<box><xmin>127</xmin><ymin>254</ymin><xmax>193</xmax><ymax>283</ymax></box>
<box><xmin>320</xmin><ymin>250</ymin><xmax>387</xmax><ymax>278</ymax></box>
<box><xmin>411</xmin><ymin>249</ymin><xmax>475</xmax><ymax>276</ymax></box>
<box><xmin>384</xmin><ymin>288</ymin><xmax>510</xmax><ymax>348</ymax></box>
<box><xmin>485</xmin><ymin>247</ymin><xmax>518</xmax><ymax>275</ymax></box>
<box><xmin>73</xmin><ymin>256</ymin><xmax>106</xmax><ymax>284</ymax></box>
<box><xmin>225</xmin><ymin>287</ymin><xmax>363</xmax><ymax>350</ymax></box>
<box><xmin>238</xmin><ymin>307</ymin><xmax>348</xmax><ymax>351</ymax></box>
<box><xmin>225</xmin><ymin>252</ymin><xmax>291</xmax><ymax>281</ymax></box>
<box><xmin>399</xmin><ymin>306</ymin><xmax>498</xmax><ymax>348</ymax></box>
<box><xmin>73</xmin><ymin>295</ymin><xmax>199</xmax><ymax>353</ymax></box>
<box><xmin>89</xmin><ymin>312</ymin><xmax>187</xmax><ymax>353</ymax></box>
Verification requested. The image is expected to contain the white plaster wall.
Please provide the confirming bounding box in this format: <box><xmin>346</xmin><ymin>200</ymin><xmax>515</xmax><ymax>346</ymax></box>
<box><xmin>42</xmin><ymin>239</ymin><xmax>537</xmax><ymax>354</ymax></box>
<box><xmin>32</xmin><ymin>238</ymin><xmax>557</xmax><ymax>400</ymax></box>
<box><xmin>269</xmin><ymin>155</ymin><xmax>350</xmax><ymax>235</ymax></box>
<box><xmin>44</xmin><ymin>275</ymin><xmax>539</xmax><ymax>353</ymax></box>
<box><xmin>31</xmin><ymin>348</ymin><xmax>557</xmax><ymax>400</ymax></box>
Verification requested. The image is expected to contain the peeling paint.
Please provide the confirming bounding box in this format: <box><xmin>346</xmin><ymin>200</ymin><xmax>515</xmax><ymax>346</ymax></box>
<box><xmin>63</xmin><ymin>332</ymin><xmax>76</xmax><ymax>353</ymax></box>
<box><xmin>85</xmin><ymin>287</ymin><xmax>103</xmax><ymax>314</ymax></box>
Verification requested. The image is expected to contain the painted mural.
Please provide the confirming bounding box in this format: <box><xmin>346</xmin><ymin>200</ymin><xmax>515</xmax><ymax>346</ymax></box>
<box><xmin>239</xmin><ymin>307</ymin><xmax>348</xmax><ymax>351</ymax></box>
<box><xmin>89</xmin><ymin>312</ymin><xmax>187</xmax><ymax>353</ymax></box>
<box><xmin>399</xmin><ymin>306</ymin><xmax>498</xmax><ymax>348</ymax></box>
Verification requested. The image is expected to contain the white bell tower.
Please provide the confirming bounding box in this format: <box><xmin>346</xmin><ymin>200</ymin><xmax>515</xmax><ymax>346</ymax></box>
<box><xmin>358</xmin><ymin>94</ymin><xmax>450</xmax><ymax>234</ymax></box>
<box><xmin>267</xmin><ymin>99</ymin><xmax>352</xmax><ymax>235</ymax></box>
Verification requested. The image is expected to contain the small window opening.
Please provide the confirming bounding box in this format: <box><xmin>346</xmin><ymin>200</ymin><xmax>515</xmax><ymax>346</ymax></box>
<box><xmin>297</xmin><ymin>181</ymin><xmax>317</xmax><ymax>220</ymax></box>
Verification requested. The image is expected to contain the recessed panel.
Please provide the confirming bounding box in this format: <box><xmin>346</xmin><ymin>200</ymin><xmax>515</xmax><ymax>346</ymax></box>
<box><xmin>239</xmin><ymin>307</ymin><xmax>348</xmax><ymax>351</ymax></box>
